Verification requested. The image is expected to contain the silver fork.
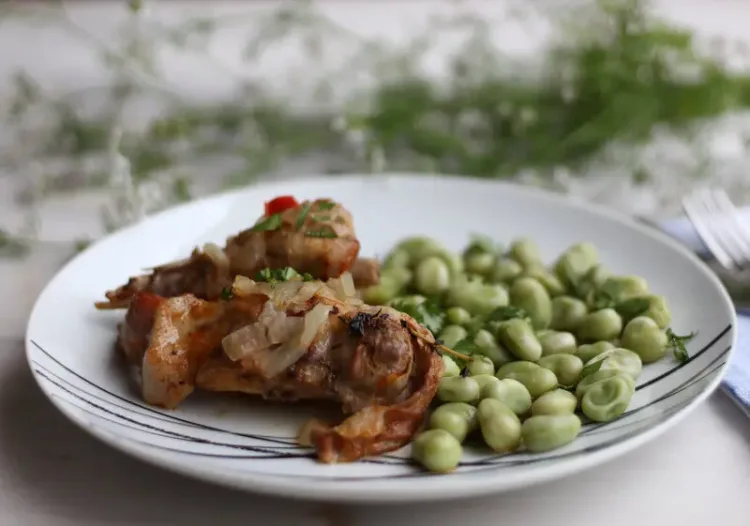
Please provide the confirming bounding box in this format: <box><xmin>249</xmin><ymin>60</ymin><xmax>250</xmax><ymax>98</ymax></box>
<box><xmin>682</xmin><ymin>188</ymin><xmax>750</xmax><ymax>272</ymax></box>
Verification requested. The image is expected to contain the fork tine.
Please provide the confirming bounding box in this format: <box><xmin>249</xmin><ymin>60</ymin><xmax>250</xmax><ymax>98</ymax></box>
<box><xmin>683</xmin><ymin>190</ymin><xmax>738</xmax><ymax>270</ymax></box>
<box><xmin>697</xmin><ymin>189</ymin><xmax>750</xmax><ymax>268</ymax></box>
<box><xmin>710</xmin><ymin>189</ymin><xmax>750</xmax><ymax>270</ymax></box>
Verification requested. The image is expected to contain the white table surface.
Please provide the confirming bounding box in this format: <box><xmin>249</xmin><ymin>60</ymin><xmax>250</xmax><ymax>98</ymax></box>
<box><xmin>0</xmin><ymin>244</ymin><xmax>749</xmax><ymax>526</ymax></box>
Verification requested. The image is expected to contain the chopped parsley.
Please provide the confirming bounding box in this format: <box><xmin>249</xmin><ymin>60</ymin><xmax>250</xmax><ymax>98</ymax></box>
<box><xmin>389</xmin><ymin>297</ymin><xmax>444</xmax><ymax>335</ymax></box>
<box><xmin>250</xmin><ymin>213</ymin><xmax>282</xmax><ymax>232</ymax></box>
<box><xmin>220</xmin><ymin>287</ymin><xmax>234</xmax><ymax>301</ymax></box>
<box><xmin>666</xmin><ymin>328</ymin><xmax>696</xmax><ymax>363</ymax></box>
<box><xmin>580</xmin><ymin>358</ymin><xmax>604</xmax><ymax>378</ymax></box>
<box><xmin>317</xmin><ymin>200</ymin><xmax>336</xmax><ymax>211</ymax></box>
<box><xmin>255</xmin><ymin>266</ymin><xmax>313</xmax><ymax>284</ymax></box>
<box><xmin>305</xmin><ymin>227</ymin><xmax>337</xmax><ymax>239</ymax></box>
<box><xmin>485</xmin><ymin>306</ymin><xmax>529</xmax><ymax>323</ymax></box>
<box><xmin>295</xmin><ymin>202</ymin><xmax>313</xmax><ymax>229</ymax></box>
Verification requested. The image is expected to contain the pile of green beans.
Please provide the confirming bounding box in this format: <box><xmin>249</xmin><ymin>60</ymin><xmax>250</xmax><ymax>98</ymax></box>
<box><xmin>364</xmin><ymin>235</ymin><xmax>685</xmax><ymax>473</ymax></box>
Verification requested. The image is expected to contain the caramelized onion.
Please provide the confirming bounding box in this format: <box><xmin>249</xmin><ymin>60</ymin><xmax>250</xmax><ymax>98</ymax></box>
<box><xmin>202</xmin><ymin>242</ymin><xmax>229</xmax><ymax>268</ymax></box>
<box><xmin>222</xmin><ymin>324</ymin><xmax>270</xmax><ymax>361</ymax></box>
<box><xmin>328</xmin><ymin>271</ymin><xmax>356</xmax><ymax>300</ymax></box>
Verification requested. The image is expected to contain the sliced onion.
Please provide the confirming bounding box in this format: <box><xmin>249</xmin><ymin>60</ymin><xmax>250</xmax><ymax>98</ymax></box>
<box><xmin>222</xmin><ymin>323</ymin><xmax>270</xmax><ymax>361</ymax></box>
<box><xmin>232</xmin><ymin>276</ymin><xmax>272</xmax><ymax>298</ymax></box>
<box><xmin>202</xmin><ymin>242</ymin><xmax>229</xmax><ymax>268</ymax></box>
<box><xmin>300</xmin><ymin>303</ymin><xmax>333</xmax><ymax>348</ymax></box>
<box><xmin>328</xmin><ymin>271</ymin><xmax>356</xmax><ymax>300</ymax></box>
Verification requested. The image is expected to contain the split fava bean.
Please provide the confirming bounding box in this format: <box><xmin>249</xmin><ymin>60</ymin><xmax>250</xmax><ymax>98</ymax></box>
<box><xmin>477</xmin><ymin>398</ymin><xmax>522</xmax><ymax>453</ymax></box>
<box><xmin>496</xmin><ymin>361</ymin><xmax>558</xmax><ymax>399</ymax></box>
<box><xmin>581</xmin><ymin>375</ymin><xmax>634</xmax><ymax>422</ymax></box>
<box><xmin>582</xmin><ymin>348</ymin><xmax>642</xmax><ymax>380</ymax></box>
<box><xmin>575</xmin><ymin>369</ymin><xmax>635</xmax><ymax>401</ymax></box>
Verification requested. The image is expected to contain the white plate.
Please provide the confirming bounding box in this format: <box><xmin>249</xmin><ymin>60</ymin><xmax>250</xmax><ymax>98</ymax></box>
<box><xmin>25</xmin><ymin>174</ymin><xmax>737</xmax><ymax>502</ymax></box>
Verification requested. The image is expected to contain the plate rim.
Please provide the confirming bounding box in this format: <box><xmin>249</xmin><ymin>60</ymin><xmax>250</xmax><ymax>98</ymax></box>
<box><xmin>24</xmin><ymin>173</ymin><xmax>739</xmax><ymax>502</ymax></box>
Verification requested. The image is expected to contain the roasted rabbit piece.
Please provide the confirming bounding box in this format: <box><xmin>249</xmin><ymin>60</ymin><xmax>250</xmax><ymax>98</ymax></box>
<box><xmin>118</xmin><ymin>274</ymin><xmax>443</xmax><ymax>462</ymax></box>
<box><xmin>95</xmin><ymin>197</ymin><xmax>369</xmax><ymax>309</ymax></box>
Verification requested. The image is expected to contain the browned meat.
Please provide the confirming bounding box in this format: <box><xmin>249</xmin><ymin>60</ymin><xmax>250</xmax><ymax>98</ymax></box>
<box><xmin>95</xmin><ymin>198</ymin><xmax>366</xmax><ymax>309</ymax></box>
<box><xmin>118</xmin><ymin>275</ymin><xmax>442</xmax><ymax>462</ymax></box>
<box><xmin>226</xmin><ymin>198</ymin><xmax>360</xmax><ymax>282</ymax></box>
<box><xmin>350</xmin><ymin>257</ymin><xmax>380</xmax><ymax>288</ymax></box>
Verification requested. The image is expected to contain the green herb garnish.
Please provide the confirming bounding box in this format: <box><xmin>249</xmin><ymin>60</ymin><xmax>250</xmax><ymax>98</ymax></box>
<box><xmin>255</xmin><ymin>266</ymin><xmax>311</xmax><ymax>284</ymax></box>
<box><xmin>305</xmin><ymin>227</ymin><xmax>337</xmax><ymax>239</ymax></box>
<box><xmin>251</xmin><ymin>213</ymin><xmax>282</xmax><ymax>232</ymax></box>
<box><xmin>317</xmin><ymin>200</ymin><xmax>336</xmax><ymax>211</ymax></box>
<box><xmin>295</xmin><ymin>202</ymin><xmax>313</xmax><ymax>229</ymax></box>
<box><xmin>580</xmin><ymin>358</ymin><xmax>604</xmax><ymax>378</ymax></box>
<box><xmin>389</xmin><ymin>297</ymin><xmax>444</xmax><ymax>335</ymax></box>
<box><xmin>485</xmin><ymin>306</ymin><xmax>529</xmax><ymax>322</ymax></box>
<box><xmin>666</xmin><ymin>328</ymin><xmax>696</xmax><ymax>363</ymax></box>
<box><xmin>220</xmin><ymin>287</ymin><xmax>234</xmax><ymax>301</ymax></box>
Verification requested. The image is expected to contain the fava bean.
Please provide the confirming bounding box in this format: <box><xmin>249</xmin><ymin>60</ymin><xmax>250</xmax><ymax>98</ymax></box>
<box><xmin>582</xmin><ymin>348</ymin><xmax>642</xmax><ymax>380</ymax></box>
<box><xmin>496</xmin><ymin>318</ymin><xmax>543</xmax><ymax>362</ymax></box>
<box><xmin>468</xmin><ymin>356</ymin><xmax>496</xmax><ymax>376</ymax></box>
<box><xmin>510</xmin><ymin>277</ymin><xmax>552</xmax><ymax>330</ymax></box>
<box><xmin>508</xmin><ymin>238</ymin><xmax>542</xmax><ymax>268</ymax></box>
<box><xmin>363</xmin><ymin>275</ymin><xmax>402</xmax><ymax>305</ymax></box>
<box><xmin>447</xmin><ymin>277</ymin><xmax>509</xmax><ymax>316</ymax></box>
<box><xmin>382</xmin><ymin>249</ymin><xmax>410</xmax><ymax>271</ymax></box>
<box><xmin>522</xmin><ymin>267</ymin><xmax>567</xmax><ymax>297</ymax></box>
<box><xmin>576</xmin><ymin>308</ymin><xmax>623</xmax><ymax>342</ymax></box>
<box><xmin>445</xmin><ymin>306</ymin><xmax>472</xmax><ymax>326</ymax></box>
<box><xmin>415</xmin><ymin>256</ymin><xmax>451</xmax><ymax>295</ymax></box>
<box><xmin>550</xmin><ymin>296</ymin><xmax>588</xmax><ymax>331</ymax></box>
<box><xmin>555</xmin><ymin>242</ymin><xmax>599</xmax><ymax>289</ymax></box>
<box><xmin>438</xmin><ymin>376</ymin><xmax>480</xmax><ymax>404</ymax></box>
<box><xmin>537</xmin><ymin>354</ymin><xmax>583</xmax><ymax>387</ymax></box>
<box><xmin>474</xmin><ymin>329</ymin><xmax>516</xmax><ymax>367</ymax></box>
<box><xmin>575</xmin><ymin>369</ymin><xmax>635</xmax><ymax>400</ymax></box>
<box><xmin>477</xmin><ymin>398</ymin><xmax>522</xmax><ymax>453</ymax></box>
<box><xmin>601</xmin><ymin>275</ymin><xmax>649</xmax><ymax>299</ymax></box>
<box><xmin>496</xmin><ymin>361</ymin><xmax>558</xmax><ymax>398</ymax></box>
<box><xmin>620</xmin><ymin>316</ymin><xmax>668</xmax><ymax>363</ymax></box>
<box><xmin>482</xmin><ymin>378</ymin><xmax>532</xmax><ymax>415</ymax></box>
<box><xmin>538</xmin><ymin>330</ymin><xmax>577</xmax><ymax>356</ymax></box>
<box><xmin>412</xmin><ymin>429</ymin><xmax>463</xmax><ymax>473</ymax></box>
<box><xmin>491</xmin><ymin>257</ymin><xmax>524</xmax><ymax>283</ymax></box>
<box><xmin>581</xmin><ymin>375</ymin><xmax>634</xmax><ymax>422</ymax></box>
<box><xmin>429</xmin><ymin>403</ymin><xmax>477</xmax><ymax>442</ymax></box>
<box><xmin>621</xmin><ymin>294</ymin><xmax>671</xmax><ymax>329</ymax></box>
<box><xmin>465</xmin><ymin>252</ymin><xmax>496</xmax><ymax>276</ymax></box>
<box><xmin>439</xmin><ymin>325</ymin><xmax>468</xmax><ymax>348</ymax></box>
<box><xmin>473</xmin><ymin>374</ymin><xmax>501</xmax><ymax>397</ymax></box>
<box><xmin>575</xmin><ymin>341</ymin><xmax>616</xmax><ymax>363</ymax></box>
<box><xmin>531</xmin><ymin>388</ymin><xmax>578</xmax><ymax>416</ymax></box>
<box><xmin>441</xmin><ymin>355</ymin><xmax>461</xmax><ymax>377</ymax></box>
<box><xmin>522</xmin><ymin>414</ymin><xmax>582</xmax><ymax>452</ymax></box>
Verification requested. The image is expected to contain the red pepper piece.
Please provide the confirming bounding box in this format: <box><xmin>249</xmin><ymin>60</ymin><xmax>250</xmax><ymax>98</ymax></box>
<box><xmin>264</xmin><ymin>195</ymin><xmax>299</xmax><ymax>216</ymax></box>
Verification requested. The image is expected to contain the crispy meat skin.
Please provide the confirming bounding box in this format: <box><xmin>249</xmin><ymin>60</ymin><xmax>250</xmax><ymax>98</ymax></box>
<box><xmin>116</xmin><ymin>287</ymin><xmax>442</xmax><ymax>462</ymax></box>
<box><xmin>96</xmin><ymin>199</ymin><xmax>370</xmax><ymax>309</ymax></box>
